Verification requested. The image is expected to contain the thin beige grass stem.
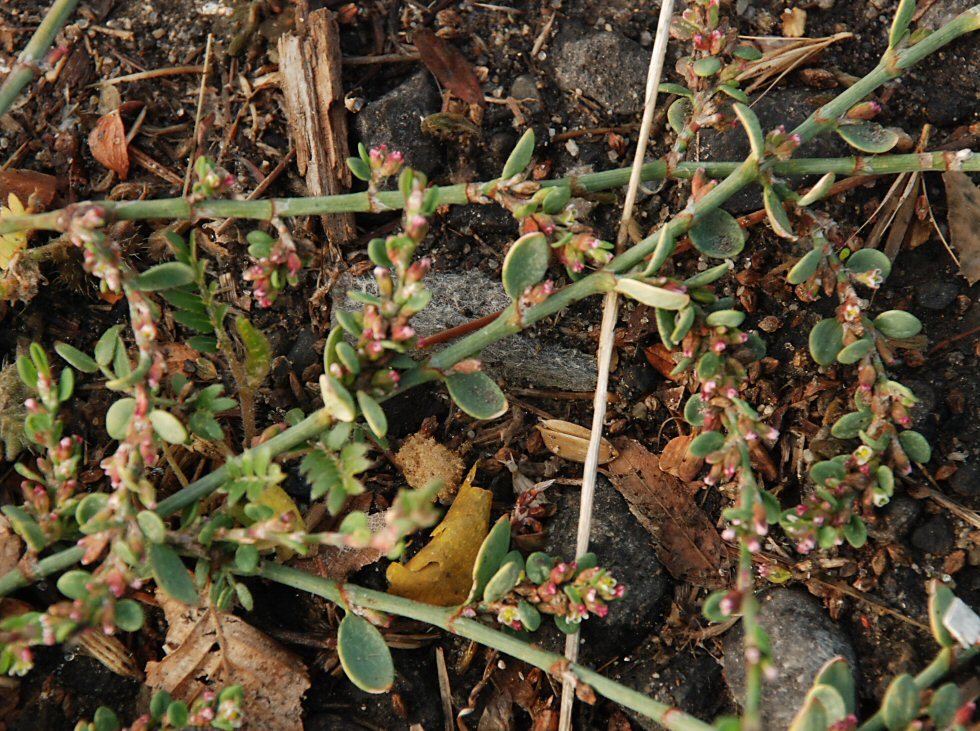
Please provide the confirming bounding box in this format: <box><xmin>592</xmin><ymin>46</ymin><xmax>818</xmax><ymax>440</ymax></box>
<box><xmin>557</xmin><ymin>2</ymin><xmax>675</xmax><ymax>728</ymax></box>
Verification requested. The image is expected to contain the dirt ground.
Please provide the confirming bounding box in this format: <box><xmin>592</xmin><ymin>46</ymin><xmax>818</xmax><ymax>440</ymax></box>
<box><xmin>0</xmin><ymin>0</ymin><xmax>978</xmax><ymax>728</ymax></box>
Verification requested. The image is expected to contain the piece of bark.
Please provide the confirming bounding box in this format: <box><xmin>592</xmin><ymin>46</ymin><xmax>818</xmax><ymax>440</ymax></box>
<box><xmin>278</xmin><ymin>9</ymin><xmax>355</xmax><ymax>255</ymax></box>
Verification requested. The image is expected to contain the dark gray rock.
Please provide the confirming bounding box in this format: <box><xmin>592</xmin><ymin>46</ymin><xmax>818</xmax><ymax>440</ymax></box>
<box><xmin>552</xmin><ymin>31</ymin><xmax>649</xmax><ymax>115</ymax></box>
<box><xmin>903</xmin><ymin>378</ymin><xmax>937</xmax><ymax>431</ymax></box>
<box><xmin>916</xmin><ymin>279</ymin><xmax>960</xmax><ymax>310</ymax></box>
<box><xmin>722</xmin><ymin>588</ymin><xmax>856</xmax><ymax>729</ymax></box>
<box><xmin>544</xmin><ymin>476</ymin><xmax>670</xmax><ymax>660</ymax></box>
<box><xmin>510</xmin><ymin>74</ymin><xmax>541</xmax><ymax>102</ymax></box>
<box><xmin>697</xmin><ymin>89</ymin><xmax>851</xmax><ymax>213</ymax></box>
<box><xmin>911</xmin><ymin>514</ymin><xmax>956</xmax><ymax>554</ymax></box>
<box><xmin>609</xmin><ymin>642</ymin><xmax>725</xmax><ymax>729</ymax></box>
<box><xmin>333</xmin><ymin>271</ymin><xmax>599</xmax><ymax>390</ymax></box>
<box><xmin>868</xmin><ymin>496</ymin><xmax>923</xmax><ymax>544</ymax></box>
<box><xmin>353</xmin><ymin>71</ymin><xmax>443</xmax><ymax>175</ymax></box>
<box><xmin>948</xmin><ymin>461</ymin><xmax>980</xmax><ymax>498</ymax></box>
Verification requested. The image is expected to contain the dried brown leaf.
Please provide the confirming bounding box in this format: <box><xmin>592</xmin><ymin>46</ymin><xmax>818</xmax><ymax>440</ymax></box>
<box><xmin>88</xmin><ymin>109</ymin><xmax>130</xmax><ymax>179</ymax></box>
<box><xmin>536</xmin><ymin>419</ymin><xmax>617</xmax><ymax>464</ymax></box>
<box><xmin>943</xmin><ymin>171</ymin><xmax>980</xmax><ymax>284</ymax></box>
<box><xmin>0</xmin><ymin>515</ymin><xmax>22</xmax><ymax>577</ymax></box>
<box><xmin>413</xmin><ymin>29</ymin><xmax>485</xmax><ymax>107</ymax></box>
<box><xmin>0</xmin><ymin>169</ymin><xmax>58</xmax><ymax>210</ymax></box>
<box><xmin>606</xmin><ymin>438</ymin><xmax>730</xmax><ymax>588</ymax></box>
<box><xmin>145</xmin><ymin>595</ymin><xmax>310</xmax><ymax>731</ymax></box>
<box><xmin>659</xmin><ymin>434</ymin><xmax>704</xmax><ymax>485</ymax></box>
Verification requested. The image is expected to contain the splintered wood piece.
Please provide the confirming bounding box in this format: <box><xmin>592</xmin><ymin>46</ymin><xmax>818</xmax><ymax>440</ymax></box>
<box><xmin>278</xmin><ymin>9</ymin><xmax>355</xmax><ymax>252</ymax></box>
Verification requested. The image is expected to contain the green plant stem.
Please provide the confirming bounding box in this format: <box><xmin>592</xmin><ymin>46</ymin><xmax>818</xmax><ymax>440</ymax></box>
<box><xmin>0</xmin><ymin>407</ymin><xmax>332</xmax><ymax>596</ymax></box>
<box><xmin>2</xmin><ymin>151</ymin><xmax>978</xmax><ymax>236</ymax></box>
<box><xmin>0</xmin><ymin>0</ymin><xmax>80</xmax><ymax>117</ymax></box>
<box><xmin>858</xmin><ymin>646</ymin><xmax>980</xmax><ymax>731</ymax></box>
<box><xmin>259</xmin><ymin>563</ymin><xmax>713</xmax><ymax>731</ymax></box>
<box><xmin>735</xmin><ymin>441</ymin><xmax>763</xmax><ymax>731</ymax></box>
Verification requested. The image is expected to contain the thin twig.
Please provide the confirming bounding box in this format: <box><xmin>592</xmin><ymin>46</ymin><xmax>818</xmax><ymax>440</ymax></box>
<box><xmin>182</xmin><ymin>35</ymin><xmax>213</xmax><ymax>198</ymax></box>
<box><xmin>557</xmin><ymin>2</ymin><xmax>675</xmax><ymax>728</ymax></box>
<box><xmin>90</xmin><ymin>65</ymin><xmax>205</xmax><ymax>87</ymax></box>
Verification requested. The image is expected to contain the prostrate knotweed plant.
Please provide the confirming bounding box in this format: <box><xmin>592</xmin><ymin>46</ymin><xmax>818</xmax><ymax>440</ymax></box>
<box><xmin>0</xmin><ymin>0</ymin><xmax>978</xmax><ymax>728</ymax></box>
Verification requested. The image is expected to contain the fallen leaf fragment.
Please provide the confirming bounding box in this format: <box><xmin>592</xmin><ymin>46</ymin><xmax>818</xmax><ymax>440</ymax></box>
<box><xmin>0</xmin><ymin>515</ymin><xmax>22</xmax><ymax>577</ymax></box>
<box><xmin>781</xmin><ymin>8</ymin><xmax>807</xmax><ymax>37</ymax></box>
<box><xmin>0</xmin><ymin>169</ymin><xmax>58</xmax><ymax>210</ymax></box>
<box><xmin>606</xmin><ymin>438</ymin><xmax>730</xmax><ymax>588</ymax></box>
<box><xmin>536</xmin><ymin>419</ymin><xmax>617</xmax><ymax>464</ymax></box>
<box><xmin>943</xmin><ymin>171</ymin><xmax>980</xmax><ymax>284</ymax></box>
<box><xmin>88</xmin><ymin>109</ymin><xmax>130</xmax><ymax>179</ymax></box>
<box><xmin>145</xmin><ymin>595</ymin><xmax>310</xmax><ymax>731</ymax></box>
<box><xmin>387</xmin><ymin>477</ymin><xmax>491</xmax><ymax>605</ymax></box>
<box><xmin>659</xmin><ymin>434</ymin><xmax>704</xmax><ymax>485</ymax></box>
<box><xmin>413</xmin><ymin>28</ymin><xmax>485</xmax><ymax>107</ymax></box>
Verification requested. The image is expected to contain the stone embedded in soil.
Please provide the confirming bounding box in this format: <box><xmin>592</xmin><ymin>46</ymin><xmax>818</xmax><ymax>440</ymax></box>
<box><xmin>916</xmin><ymin>278</ymin><xmax>960</xmax><ymax>310</ymax></box>
<box><xmin>332</xmin><ymin>271</ymin><xmax>599</xmax><ymax>391</ymax></box>
<box><xmin>903</xmin><ymin>378</ymin><xmax>937</xmax><ymax>432</ymax></box>
<box><xmin>609</xmin><ymin>642</ymin><xmax>725</xmax><ymax>729</ymax></box>
<box><xmin>948</xmin><ymin>462</ymin><xmax>980</xmax><ymax>498</ymax></box>
<box><xmin>544</xmin><ymin>476</ymin><xmax>670</xmax><ymax>660</ymax></box>
<box><xmin>722</xmin><ymin>588</ymin><xmax>856</xmax><ymax>729</ymax></box>
<box><xmin>353</xmin><ymin>71</ymin><xmax>443</xmax><ymax>175</ymax></box>
<box><xmin>551</xmin><ymin>30</ymin><xmax>650</xmax><ymax>115</ymax></box>
<box><xmin>910</xmin><ymin>514</ymin><xmax>956</xmax><ymax>554</ymax></box>
<box><xmin>867</xmin><ymin>495</ymin><xmax>923</xmax><ymax>544</ymax></box>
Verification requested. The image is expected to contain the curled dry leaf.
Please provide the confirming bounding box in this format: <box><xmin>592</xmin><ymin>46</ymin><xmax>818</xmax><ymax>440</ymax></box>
<box><xmin>386</xmin><ymin>474</ymin><xmax>492</xmax><ymax>605</ymax></box>
<box><xmin>88</xmin><ymin>109</ymin><xmax>130</xmax><ymax>179</ymax></box>
<box><xmin>606</xmin><ymin>438</ymin><xmax>730</xmax><ymax>588</ymax></box>
<box><xmin>943</xmin><ymin>171</ymin><xmax>980</xmax><ymax>285</ymax></box>
<box><xmin>536</xmin><ymin>419</ymin><xmax>618</xmax><ymax>464</ymax></box>
<box><xmin>413</xmin><ymin>28</ymin><xmax>485</xmax><ymax>108</ymax></box>
<box><xmin>659</xmin><ymin>434</ymin><xmax>705</xmax><ymax>485</ymax></box>
<box><xmin>145</xmin><ymin>595</ymin><xmax>310</xmax><ymax>731</ymax></box>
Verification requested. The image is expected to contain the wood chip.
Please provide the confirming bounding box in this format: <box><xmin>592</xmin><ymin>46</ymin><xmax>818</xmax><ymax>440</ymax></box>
<box><xmin>278</xmin><ymin>9</ymin><xmax>355</xmax><ymax>252</ymax></box>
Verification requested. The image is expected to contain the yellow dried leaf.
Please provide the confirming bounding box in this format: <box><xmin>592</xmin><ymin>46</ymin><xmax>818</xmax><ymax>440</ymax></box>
<box><xmin>0</xmin><ymin>194</ymin><xmax>28</xmax><ymax>270</ymax></box>
<box><xmin>386</xmin><ymin>471</ymin><xmax>491</xmax><ymax>606</ymax></box>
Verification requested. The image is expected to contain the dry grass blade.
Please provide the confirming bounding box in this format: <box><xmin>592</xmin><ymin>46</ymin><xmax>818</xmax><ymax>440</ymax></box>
<box><xmin>145</xmin><ymin>596</ymin><xmax>310</xmax><ymax>731</ymax></box>
<box><xmin>735</xmin><ymin>32</ymin><xmax>853</xmax><ymax>96</ymax></box>
<box><xmin>70</xmin><ymin>629</ymin><xmax>143</xmax><ymax>680</ymax></box>
<box><xmin>606</xmin><ymin>438</ymin><xmax>731</xmax><ymax>588</ymax></box>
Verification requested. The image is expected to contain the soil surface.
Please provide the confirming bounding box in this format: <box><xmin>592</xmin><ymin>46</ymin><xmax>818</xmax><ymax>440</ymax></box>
<box><xmin>1</xmin><ymin>0</ymin><xmax>978</xmax><ymax>729</ymax></box>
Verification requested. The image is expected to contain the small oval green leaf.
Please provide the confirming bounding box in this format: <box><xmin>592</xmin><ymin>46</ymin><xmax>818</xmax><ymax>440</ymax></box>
<box><xmin>787</xmin><ymin>248</ymin><xmax>823</xmax><ymax>285</ymax></box>
<box><xmin>927</xmin><ymin>580</ymin><xmax>956</xmax><ymax>647</ymax></box>
<box><xmin>133</xmin><ymin>262</ymin><xmax>196</xmax><ymax>291</ymax></box>
<box><xmin>337</xmin><ymin>612</ymin><xmax>395</xmax><ymax>693</ymax></box>
<box><xmin>106</xmin><ymin>398</ymin><xmax>137</xmax><ymax>440</ymax></box>
<box><xmin>837</xmin><ymin>338</ymin><xmax>874</xmax><ymax>365</ymax></box>
<box><xmin>615</xmin><ymin>278</ymin><xmax>690</xmax><ymax>310</ymax></box>
<box><xmin>114</xmin><ymin>598</ymin><xmax>145</xmax><ymax>632</ymax></box>
<box><xmin>356</xmin><ymin>391</ymin><xmax>388</xmax><ymax>439</ymax></box>
<box><xmin>874</xmin><ymin>310</ymin><xmax>922</xmax><ymax>339</ymax></box>
<box><xmin>692</xmin><ymin>56</ymin><xmax>722</xmax><ymax>77</ymax></box>
<box><xmin>898</xmin><ymin>429</ymin><xmax>931</xmax><ymax>463</ymax></box>
<box><xmin>54</xmin><ymin>342</ymin><xmax>99</xmax><ymax>373</ymax></box>
<box><xmin>881</xmin><ymin>674</ymin><xmax>920</xmax><ymax>731</ymax></box>
<box><xmin>149</xmin><ymin>543</ymin><xmax>199</xmax><ymax>605</ymax></box>
<box><xmin>846</xmin><ymin>248</ymin><xmax>892</xmax><ymax>281</ymax></box>
<box><xmin>732</xmin><ymin>103</ymin><xmax>764</xmax><ymax>158</ymax></box>
<box><xmin>797</xmin><ymin>172</ymin><xmax>837</xmax><ymax>207</ymax></box>
<box><xmin>836</xmin><ymin>122</ymin><xmax>900</xmax><ymax>154</ymax></box>
<box><xmin>705</xmin><ymin>309</ymin><xmax>745</xmax><ymax>328</ymax></box>
<box><xmin>689</xmin><ymin>431</ymin><xmax>725</xmax><ymax>458</ymax></box>
<box><xmin>469</xmin><ymin>517</ymin><xmax>512</xmax><ymax>603</ymax></box>
<box><xmin>149</xmin><ymin>410</ymin><xmax>188</xmax><ymax>444</ymax></box>
<box><xmin>667</xmin><ymin>97</ymin><xmax>692</xmax><ymax>134</ymax></box>
<box><xmin>446</xmin><ymin>372</ymin><xmax>508</xmax><ymax>420</ymax></box>
<box><xmin>137</xmin><ymin>510</ymin><xmax>167</xmax><ymax>544</ymax></box>
<box><xmin>809</xmin><ymin>318</ymin><xmax>844</xmax><ymax>366</ymax></box>
<box><xmin>684</xmin><ymin>394</ymin><xmax>706</xmax><ymax>427</ymax></box>
<box><xmin>764</xmin><ymin>184</ymin><xmax>797</xmax><ymax>240</ymax></box>
<box><xmin>501</xmin><ymin>128</ymin><xmax>535</xmax><ymax>179</ymax></box>
<box><xmin>831</xmin><ymin>410</ymin><xmax>872</xmax><ymax>439</ymax></box>
<box><xmin>690</xmin><ymin>208</ymin><xmax>746</xmax><ymax>259</ymax></box>
<box><xmin>502</xmin><ymin>232</ymin><xmax>550</xmax><ymax>299</ymax></box>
